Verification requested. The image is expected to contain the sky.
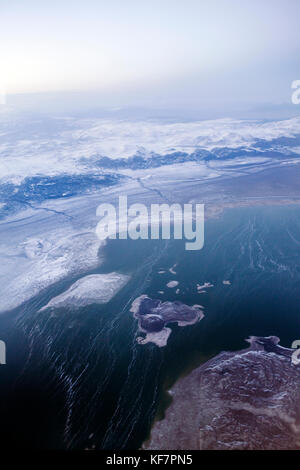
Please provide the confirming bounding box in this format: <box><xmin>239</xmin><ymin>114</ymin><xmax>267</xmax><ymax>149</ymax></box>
<box><xmin>1</xmin><ymin>0</ymin><xmax>300</xmax><ymax>112</ymax></box>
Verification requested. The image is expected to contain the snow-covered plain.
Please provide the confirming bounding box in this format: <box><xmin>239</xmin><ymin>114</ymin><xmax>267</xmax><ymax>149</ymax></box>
<box><xmin>1</xmin><ymin>112</ymin><xmax>300</xmax><ymax>314</ymax></box>
<box><xmin>0</xmin><ymin>220</ymin><xmax>105</xmax><ymax>313</ymax></box>
<box><xmin>1</xmin><ymin>114</ymin><xmax>300</xmax><ymax>184</ymax></box>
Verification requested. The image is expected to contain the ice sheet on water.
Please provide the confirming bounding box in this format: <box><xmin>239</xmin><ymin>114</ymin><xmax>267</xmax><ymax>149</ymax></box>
<box><xmin>0</xmin><ymin>224</ymin><xmax>105</xmax><ymax>313</ymax></box>
<box><xmin>39</xmin><ymin>272</ymin><xmax>130</xmax><ymax>310</ymax></box>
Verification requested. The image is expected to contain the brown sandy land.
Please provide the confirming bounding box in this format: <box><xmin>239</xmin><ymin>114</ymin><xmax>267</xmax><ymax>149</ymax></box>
<box><xmin>144</xmin><ymin>337</ymin><xmax>300</xmax><ymax>450</ymax></box>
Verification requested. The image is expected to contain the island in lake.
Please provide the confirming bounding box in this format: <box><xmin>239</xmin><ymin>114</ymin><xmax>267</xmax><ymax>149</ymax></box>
<box><xmin>130</xmin><ymin>296</ymin><xmax>204</xmax><ymax>347</ymax></box>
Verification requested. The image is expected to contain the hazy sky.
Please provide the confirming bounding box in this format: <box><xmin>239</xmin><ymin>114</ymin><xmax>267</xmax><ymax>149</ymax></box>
<box><xmin>1</xmin><ymin>0</ymin><xmax>300</xmax><ymax>111</ymax></box>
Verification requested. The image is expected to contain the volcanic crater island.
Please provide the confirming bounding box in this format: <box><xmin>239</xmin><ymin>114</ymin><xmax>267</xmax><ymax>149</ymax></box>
<box><xmin>144</xmin><ymin>336</ymin><xmax>300</xmax><ymax>450</ymax></box>
<box><xmin>130</xmin><ymin>296</ymin><xmax>204</xmax><ymax>347</ymax></box>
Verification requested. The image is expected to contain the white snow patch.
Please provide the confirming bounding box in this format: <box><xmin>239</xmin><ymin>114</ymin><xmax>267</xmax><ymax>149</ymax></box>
<box><xmin>197</xmin><ymin>282</ymin><xmax>214</xmax><ymax>292</ymax></box>
<box><xmin>40</xmin><ymin>272</ymin><xmax>130</xmax><ymax>310</ymax></box>
<box><xmin>169</xmin><ymin>264</ymin><xmax>177</xmax><ymax>275</ymax></box>
<box><xmin>0</xmin><ymin>229</ymin><xmax>105</xmax><ymax>313</ymax></box>
<box><xmin>137</xmin><ymin>327</ymin><xmax>172</xmax><ymax>348</ymax></box>
<box><xmin>166</xmin><ymin>280</ymin><xmax>179</xmax><ymax>288</ymax></box>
